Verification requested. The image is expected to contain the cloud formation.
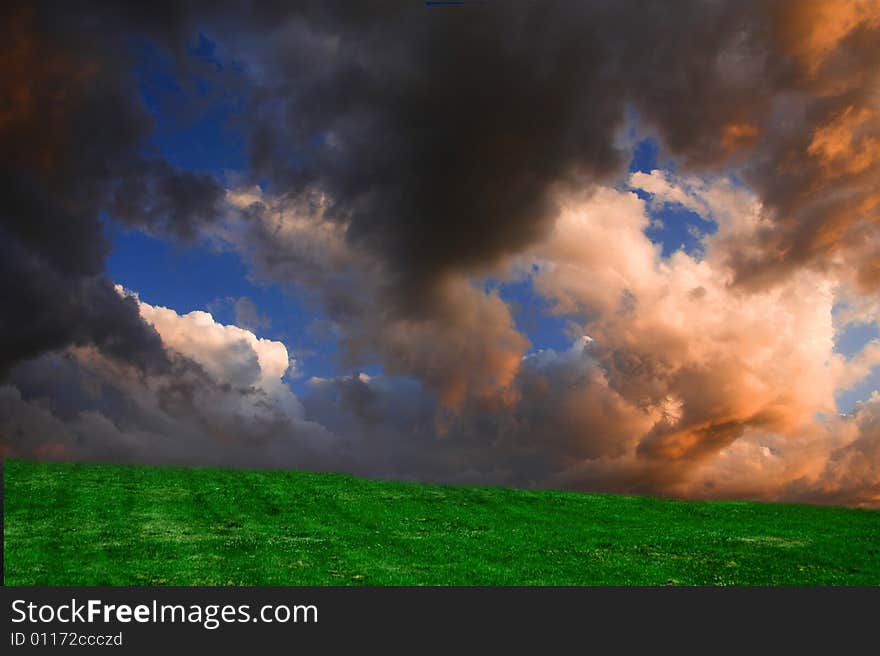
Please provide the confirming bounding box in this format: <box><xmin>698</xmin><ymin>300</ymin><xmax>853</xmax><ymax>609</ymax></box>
<box><xmin>213</xmin><ymin>174</ymin><xmax>880</xmax><ymax>505</ymax></box>
<box><xmin>2</xmin><ymin>292</ymin><xmax>337</xmax><ymax>468</ymax></box>
<box><xmin>3</xmin><ymin>1</ymin><xmax>880</xmax><ymax>506</ymax></box>
<box><xmin>0</xmin><ymin>2</ymin><xmax>225</xmax><ymax>375</ymax></box>
<box><xmin>214</xmin><ymin>1</ymin><xmax>880</xmax><ymax>305</ymax></box>
<box><xmin>222</xmin><ymin>188</ymin><xmax>529</xmax><ymax>413</ymax></box>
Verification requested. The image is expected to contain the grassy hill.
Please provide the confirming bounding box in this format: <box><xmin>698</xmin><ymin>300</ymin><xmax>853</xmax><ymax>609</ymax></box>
<box><xmin>3</xmin><ymin>458</ymin><xmax>879</xmax><ymax>586</ymax></box>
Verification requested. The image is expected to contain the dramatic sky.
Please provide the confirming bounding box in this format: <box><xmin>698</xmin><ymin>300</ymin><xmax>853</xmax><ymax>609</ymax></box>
<box><xmin>3</xmin><ymin>1</ymin><xmax>880</xmax><ymax>506</ymax></box>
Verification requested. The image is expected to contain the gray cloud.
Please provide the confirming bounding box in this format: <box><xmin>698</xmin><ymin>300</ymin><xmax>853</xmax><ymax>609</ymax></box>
<box><xmin>1</xmin><ymin>346</ymin><xmax>340</xmax><ymax>471</ymax></box>
<box><xmin>233</xmin><ymin>296</ymin><xmax>272</xmax><ymax>332</ymax></box>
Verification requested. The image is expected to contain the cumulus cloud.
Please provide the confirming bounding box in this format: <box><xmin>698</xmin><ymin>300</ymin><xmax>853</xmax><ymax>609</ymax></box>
<box><xmin>1</xmin><ymin>292</ymin><xmax>337</xmax><ymax>469</ymax></box>
<box><xmin>128</xmin><ymin>288</ymin><xmax>291</xmax><ymax>388</ymax></box>
<box><xmin>514</xmin><ymin>174</ymin><xmax>879</xmax><ymax>502</ymax></box>
<box><xmin>279</xmin><ymin>171</ymin><xmax>880</xmax><ymax>505</ymax></box>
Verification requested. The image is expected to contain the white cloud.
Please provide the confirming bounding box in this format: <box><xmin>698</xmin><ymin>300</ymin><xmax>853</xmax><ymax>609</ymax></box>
<box><xmin>628</xmin><ymin>169</ymin><xmax>711</xmax><ymax>218</ymax></box>
<box><xmin>116</xmin><ymin>285</ymin><xmax>291</xmax><ymax>387</ymax></box>
<box><xmin>111</xmin><ymin>285</ymin><xmax>306</xmax><ymax>434</ymax></box>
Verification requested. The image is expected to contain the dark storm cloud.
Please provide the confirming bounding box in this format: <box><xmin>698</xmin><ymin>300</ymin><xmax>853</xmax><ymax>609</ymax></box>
<box><xmin>216</xmin><ymin>1</ymin><xmax>879</xmax><ymax>302</ymax></box>
<box><xmin>109</xmin><ymin>160</ymin><xmax>226</xmax><ymax>241</ymax></box>
<box><xmin>214</xmin><ymin>3</ymin><xmax>684</xmax><ymax>309</ymax></box>
<box><xmin>226</xmin><ymin>2</ymin><xmax>627</xmax><ymax>312</ymax></box>
<box><xmin>0</xmin><ymin>243</ymin><xmax>166</xmax><ymax>376</ymax></box>
<box><xmin>0</xmin><ymin>2</ymin><xmax>224</xmax><ymax>375</ymax></box>
<box><xmin>6</xmin><ymin>0</ymin><xmax>876</xmax><ymax>371</ymax></box>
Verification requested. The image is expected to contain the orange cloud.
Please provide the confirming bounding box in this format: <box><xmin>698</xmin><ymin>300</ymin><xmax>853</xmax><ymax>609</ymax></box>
<box><xmin>775</xmin><ymin>0</ymin><xmax>880</xmax><ymax>76</ymax></box>
<box><xmin>808</xmin><ymin>106</ymin><xmax>880</xmax><ymax>177</ymax></box>
<box><xmin>721</xmin><ymin>122</ymin><xmax>759</xmax><ymax>151</ymax></box>
<box><xmin>519</xmin><ymin>175</ymin><xmax>880</xmax><ymax>502</ymax></box>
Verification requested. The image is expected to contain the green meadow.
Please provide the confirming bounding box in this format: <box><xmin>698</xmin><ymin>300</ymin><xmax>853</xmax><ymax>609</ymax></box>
<box><xmin>3</xmin><ymin>458</ymin><xmax>879</xmax><ymax>586</ymax></box>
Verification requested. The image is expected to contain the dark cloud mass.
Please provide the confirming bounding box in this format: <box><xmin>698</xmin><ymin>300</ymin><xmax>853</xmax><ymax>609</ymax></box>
<box><xmin>1</xmin><ymin>349</ymin><xmax>339</xmax><ymax>469</ymax></box>
<box><xmin>0</xmin><ymin>2</ymin><xmax>223</xmax><ymax>374</ymax></box>
<box><xmin>228</xmin><ymin>2</ymin><xmax>725</xmax><ymax>309</ymax></box>
<box><xmin>5</xmin><ymin>0</ymin><xmax>876</xmax><ymax>355</ymax></box>
<box><xmin>188</xmin><ymin>1</ymin><xmax>879</xmax><ymax>309</ymax></box>
<box><xmin>2</xmin><ymin>1</ymin><xmax>880</xmax><ymax>506</ymax></box>
<box><xmin>239</xmin><ymin>2</ymin><xmax>627</xmax><ymax>310</ymax></box>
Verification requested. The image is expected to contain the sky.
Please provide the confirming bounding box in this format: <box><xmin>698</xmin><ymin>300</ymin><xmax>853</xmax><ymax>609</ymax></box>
<box><xmin>3</xmin><ymin>1</ymin><xmax>880</xmax><ymax>507</ymax></box>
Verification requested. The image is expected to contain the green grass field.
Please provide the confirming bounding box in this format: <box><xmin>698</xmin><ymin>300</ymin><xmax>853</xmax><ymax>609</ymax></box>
<box><xmin>3</xmin><ymin>458</ymin><xmax>879</xmax><ymax>586</ymax></box>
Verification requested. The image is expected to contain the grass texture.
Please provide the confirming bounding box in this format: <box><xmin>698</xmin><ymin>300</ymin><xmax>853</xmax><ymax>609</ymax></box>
<box><xmin>3</xmin><ymin>459</ymin><xmax>879</xmax><ymax>585</ymax></box>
